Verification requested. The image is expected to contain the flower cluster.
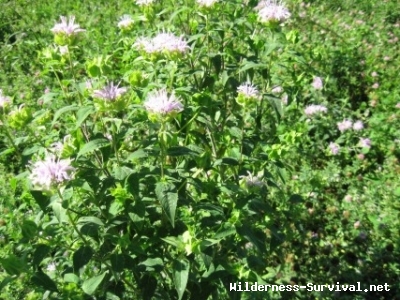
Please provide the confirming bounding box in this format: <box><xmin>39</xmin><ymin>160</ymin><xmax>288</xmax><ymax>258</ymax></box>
<box><xmin>337</xmin><ymin>119</ymin><xmax>365</xmax><ymax>132</ymax></box>
<box><xmin>144</xmin><ymin>89</ymin><xmax>183</xmax><ymax>121</ymax></box>
<box><xmin>135</xmin><ymin>0</ymin><xmax>155</xmax><ymax>6</ymax></box>
<box><xmin>255</xmin><ymin>0</ymin><xmax>291</xmax><ymax>25</ymax></box>
<box><xmin>93</xmin><ymin>82</ymin><xmax>127</xmax><ymax>101</ymax></box>
<box><xmin>236</xmin><ymin>83</ymin><xmax>260</xmax><ymax>106</ymax></box>
<box><xmin>197</xmin><ymin>0</ymin><xmax>218</xmax><ymax>7</ymax></box>
<box><xmin>329</xmin><ymin>142</ymin><xmax>340</xmax><ymax>155</ymax></box>
<box><xmin>51</xmin><ymin>16</ymin><xmax>85</xmax><ymax>45</ymax></box>
<box><xmin>359</xmin><ymin>138</ymin><xmax>371</xmax><ymax>149</ymax></box>
<box><xmin>0</xmin><ymin>89</ymin><xmax>11</xmax><ymax>108</ymax></box>
<box><xmin>312</xmin><ymin>76</ymin><xmax>323</xmax><ymax>90</ymax></box>
<box><xmin>29</xmin><ymin>155</ymin><xmax>75</xmax><ymax>190</ymax></box>
<box><xmin>337</xmin><ymin>119</ymin><xmax>353</xmax><ymax>132</ymax></box>
<box><xmin>240</xmin><ymin>171</ymin><xmax>264</xmax><ymax>190</ymax></box>
<box><xmin>304</xmin><ymin>104</ymin><xmax>327</xmax><ymax>116</ymax></box>
<box><xmin>118</xmin><ymin>15</ymin><xmax>134</xmax><ymax>31</ymax></box>
<box><xmin>134</xmin><ymin>32</ymin><xmax>189</xmax><ymax>58</ymax></box>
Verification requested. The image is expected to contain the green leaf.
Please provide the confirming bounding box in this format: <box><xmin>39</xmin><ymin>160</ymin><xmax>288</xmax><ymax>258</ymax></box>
<box><xmin>31</xmin><ymin>270</ymin><xmax>58</xmax><ymax>292</ymax></box>
<box><xmin>64</xmin><ymin>273</ymin><xmax>79</xmax><ymax>284</ymax></box>
<box><xmin>77</xmin><ymin>139</ymin><xmax>110</xmax><ymax>157</ymax></box>
<box><xmin>214</xmin><ymin>223</ymin><xmax>236</xmax><ymax>239</ymax></box>
<box><xmin>139</xmin><ymin>258</ymin><xmax>164</xmax><ymax>271</ymax></box>
<box><xmin>33</xmin><ymin>244</ymin><xmax>51</xmax><ymax>267</ymax></box>
<box><xmin>73</xmin><ymin>246</ymin><xmax>93</xmax><ymax>272</ymax></box>
<box><xmin>30</xmin><ymin>191</ymin><xmax>50</xmax><ymax>212</ymax></box>
<box><xmin>51</xmin><ymin>202</ymin><xmax>67</xmax><ymax>223</ymax></box>
<box><xmin>0</xmin><ymin>255</ymin><xmax>26</xmax><ymax>276</ymax></box>
<box><xmin>52</xmin><ymin>105</ymin><xmax>79</xmax><ymax>125</ymax></box>
<box><xmin>155</xmin><ymin>182</ymin><xmax>178</xmax><ymax>228</ymax></box>
<box><xmin>167</xmin><ymin>146</ymin><xmax>199</xmax><ymax>157</ymax></box>
<box><xmin>82</xmin><ymin>272</ymin><xmax>107</xmax><ymax>295</ymax></box>
<box><xmin>236</xmin><ymin>224</ymin><xmax>266</xmax><ymax>254</ymax></box>
<box><xmin>161</xmin><ymin>237</ymin><xmax>184</xmax><ymax>248</ymax></box>
<box><xmin>78</xmin><ymin>216</ymin><xmax>104</xmax><ymax>227</ymax></box>
<box><xmin>0</xmin><ymin>276</ymin><xmax>14</xmax><ymax>292</ymax></box>
<box><xmin>110</xmin><ymin>253</ymin><xmax>125</xmax><ymax>273</ymax></box>
<box><xmin>128</xmin><ymin>149</ymin><xmax>148</xmax><ymax>160</ymax></box>
<box><xmin>173</xmin><ymin>259</ymin><xmax>190</xmax><ymax>300</ymax></box>
<box><xmin>21</xmin><ymin>220</ymin><xmax>38</xmax><ymax>239</ymax></box>
<box><xmin>75</xmin><ymin>106</ymin><xmax>95</xmax><ymax>129</ymax></box>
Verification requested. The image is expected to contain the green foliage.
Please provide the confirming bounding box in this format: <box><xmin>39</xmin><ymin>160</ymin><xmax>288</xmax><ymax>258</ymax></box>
<box><xmin>1</xmin><ymin>0</ymin><xmax>400</xmax><ymax>299</ymax></box>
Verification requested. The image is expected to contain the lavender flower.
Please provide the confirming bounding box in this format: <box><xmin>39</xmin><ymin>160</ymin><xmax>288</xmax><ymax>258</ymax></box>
<box><xmin>118</xmin><ymin>15</ymin><xmax>134</xmax><ymax>30</ymax></box>
<box><xmin>29</xmin><ymin>155</ymin><xmax>75</xmax><ymax>190</ymax></box>
<box><xmin>197</xmin><ymin>0</ymin><xmax>218</xmax><ymax>7</ymax></box>
<box><xmin>46</xmin><ymin>262</ymin><xmax>57</xmax><ymax>272</ymax></box>
<box><xmin>271</xmin><ymin>86</ymin><xmax>283</xmax><ymax>93</ymax></box>
<box><xmin>144</xmin><ymin>89</ymin><xmax>183</xmax><ymax>117</ymax></box>
<box><xmin>255</xmin><ymin>0</ymin><xmax>291</xmax><ymax>25</ymax></box>
<box><xmin>240</xmin><ymin>171</ymin><xmax>264</xmax><ymax>189</ymax></box>
<box><xmin>134</xmin><ymin>32</ymin><xmax>189</xmax><ymax>56</ymax></box>
<box><xmin>337</xmin><ymin>119</ymin><xmax>353</xmax><ymax>132</ymax></box>
<box><xmin>312</xmin><ymin>76</ymin><xmax>323</xmax><ymax>90</ymax></box>
<box><xmin>353</xmin><ymin>120</ymin><xmax>364</xmax><ymax>131</ymax></box>
<box><xmin>329</xmin><ymin>142</ymin><xmax>340</xmax><ymax>155</ymax></box>
<box><xmin>135</xmin><ymin>0</ymin><xmax>155</xmax><ymax>6</ymax></box>
<box><xmin>0</xmin><ymin>89</ymin><xmax>11</xmax><ymax>108</ymax></box>
<box><xmin>93</xmin><ymin>82</ymin><xmax>127</xmax><ymax>101</ymax></box>
<box><xmin>51</xmin><ymin>16</ymin><xmax>85</xmax><ymax>36</ymax></box>
<box><xmin>237</xmin><ymin>83</ymin><xmax>259</xmax><ymax>99</ymax></box>
<box><xmin>304</xmin><ymin>104</ymin><xmax>327</xmax><ymax>116</ymax></box>
<box><xmin>359</xmin><ymin>138</ymin><xmax>371</xmax><ymax>148</ymax></box>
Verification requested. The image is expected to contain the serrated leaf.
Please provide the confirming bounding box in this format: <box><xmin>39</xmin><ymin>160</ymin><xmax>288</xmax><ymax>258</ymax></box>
<box><xmin>82</xmin><ymin>272</ymin><xmax>107</xmax><ymax>295</ymax></box>
<box><xmin>78</xmin><ymin>139</ymin><xmax>109</xmax><ymax>157</ymax></box>
<box><xmin>173</xmin><ymin>259</ymin><xmax>190</xmax><ymax>300</ymax></box>
<box><xmin>155</xmin><ymin>182</ymin><xmax>178</xmax><ymax>228</ymax></box>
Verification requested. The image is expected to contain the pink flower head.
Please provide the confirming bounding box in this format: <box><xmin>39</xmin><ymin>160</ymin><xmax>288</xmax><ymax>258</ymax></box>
<box><xmin>312</xmin><ymin>76</ymin><xmax>323</xmax><ymax>90</ymax></box>
<box><xmin>29</xmin><ymin>155</ymin><xmax>75</xmax><ymax>190</ymax></box>
<box><xmin>134</xmin><ymin>32</ymin><xmax>189</xmax><ymax>56</ymax></box>
<box><xmin>337</xmin><ymin>119</ymin><xmax>353</xmax><ymax>132</ymax></box>
<box><xmin>237</xmin><ymin>83</ymin><xmax>259</xmax><ymax>99</ymax></box>
<box><xmin>93</xmin><ymin>82</ymin><xmax>127</xmax><ymax>101</ymax></box>
<box><xmin>329</xmin><ymin>142</ymin><xmax>340</xmax><ymax>155</ymax></box>
<box><xmin>255</xmin><ymin>0</ymin><xmax>291</xmax><ymax>24</ymax></box>
<box><xmin>0</xmin><ymin>89</ymin><xmax>11</xmax><ymax>108</ymax></box>
<box><xmin>271</xmin><ymin>86</ymin><xmax>283</xmax><ymax>93</ymax></box>
<box><xmin>51</xmin><ymin>16</ymin><xmax>85</xmax><ymax>36</ymax></box>
<box><xmin>353</xmin><ymin>120</ymin><xmax>364</xmax><ymax>131</ymax></box>
<box><xmin>304</xmin><ymin>104</ymin><xmax>327</xmax><ymax>116</ymax></box>
<box><xmin>144</xmin><ymin>89</ymin><xmax>183</xmax><ymax>116</ymax></box>
<box><xmin>359</xmin><ymin>138</ymin><xmax>371</xmax><ymax>148</ymax></box>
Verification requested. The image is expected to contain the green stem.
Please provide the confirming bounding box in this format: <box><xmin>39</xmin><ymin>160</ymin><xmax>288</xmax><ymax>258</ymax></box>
<box><xmin>159</xmin><ymin>123</ymin><xmax>166</xmax><ymax>179</ymax></box>
<box><xmin>0</xmin><ymin>113</ymin><xmax>21</xmax><ymax>160</ymax></box>
<box><xmin>57</xmin><ymin>189</ymin><xmax>88</xmax><ymax>245</ymax></box>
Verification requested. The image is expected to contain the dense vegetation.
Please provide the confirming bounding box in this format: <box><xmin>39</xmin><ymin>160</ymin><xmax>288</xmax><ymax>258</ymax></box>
<box><xmin>0</xmin><ymin>0</ymin><xmax>399</xmax><ymax>299</ymax></box>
